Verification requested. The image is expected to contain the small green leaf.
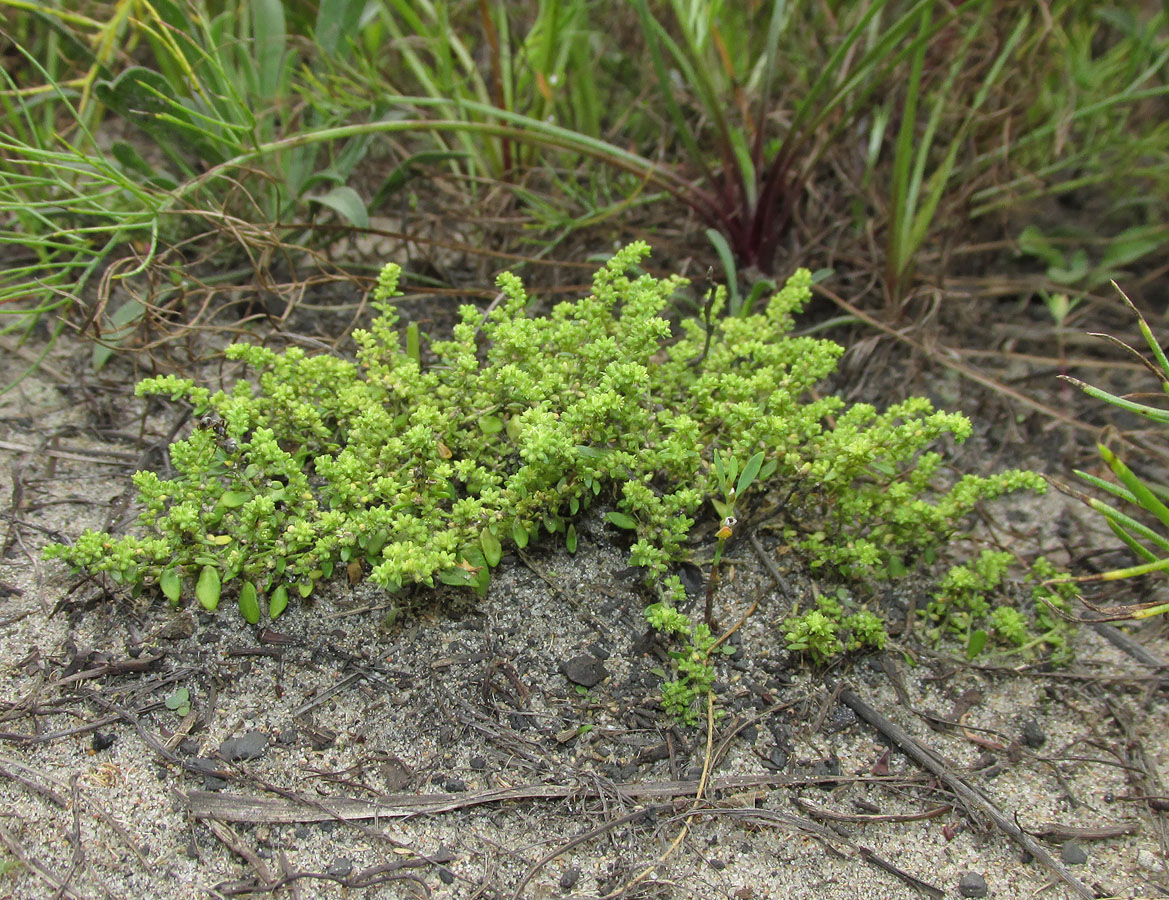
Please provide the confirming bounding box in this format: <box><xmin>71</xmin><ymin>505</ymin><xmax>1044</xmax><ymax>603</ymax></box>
<box><xmin>165</xmin><ymin>687</ymin><xmax>190</xmax><ymax>716</ymax></box>
<box><xmin>238</xmin><ymin>582</ymin><xmax>260</xmax><ymax>624</ymax></box>
<box><xmin>219</xmin><ymin>491</ymin><xmax>251</xmax><ymax>508</ymax></box>
<box><xmin>478</xmin><ymin>415</ymin><xmax>504</xmax><ymax>434</ymax></box>
<box><xmin>269</xmin><ymin>585</ymin><xmax>289</xmax><ymax>619</ymax></box>
<box><xmin>481</xmin><ymin>527</ymin><xmax>503</xmax><ymax>567</ymax></box>
<box><xmin>736</xmin><ymin>451</ymin><xmax>766</xmax><ymax>496</ymax></box>
<box><xmin>195</xmin><ymin>566</ymin><xmax>221</xmax><ymax>611</ymax></box>
<box><xmin>440</xmin><ymin>567</ymin><xmax>477</xmax><ymax>587</ymax></box>
<box><xmin>566</xmin><ymin>524</ymin><xmax>578</xmax><ymax>554</ymax></box>
<box><xmin>606</xmin><ymin>511</ymin><xmax>638</xmax><ymax>530</ymax></box>
<box><xmin>966</xmin><ymin>629</ymin><xmax>988</xmax><ymax>659</ymax></box>
<box><xmin>160</xmin><ymin>568</ymin><xmax>182</xmax><ymax>604</ymax></box>
<box><xmin>297</xmin><ymin>581</ymin><xmax>313</xmax><ymax>598</ymax></box>
<box><xmin>511</xmin><ymin>518</ymin><xmax>530</xmax><ymax>549</ymax></box>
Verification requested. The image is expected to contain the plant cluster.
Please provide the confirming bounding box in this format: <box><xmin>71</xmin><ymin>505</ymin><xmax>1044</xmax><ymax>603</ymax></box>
<box><xmin>645</xmin><ymin>577</ymin><xmax>732</xmax><ymax>725</ymax></box>
<box><xmin>922</xmin><ymin>550</ymin><xmax>1076</xmax><ymax>659</ymax></box>
<box><xmin>784</xmin><ymin>591</ymin><xmax>888</xmax><ymax>665</ymax></box>
<box><xmin>46</xmin><ymin>246</ymin><xmax>1057</xmax><ymax>717</ymax></box>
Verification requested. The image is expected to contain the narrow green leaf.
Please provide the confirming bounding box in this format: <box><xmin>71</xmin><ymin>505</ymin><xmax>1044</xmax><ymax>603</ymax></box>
<box><xmin>606</xmin><ymin>511</ymin><xmax>637</xmax><ymax>530</ymax></box>
<box><xmin>238</xmin><ymin>582</ymin><xmax>260</xmax><ymax>624</ymax></box>
<box><xmin>704</xmin><ymin>228</ymin><xmax>741</xmax><ymax>315</ymax></box>
<box><xmin>195</xmin><ymin>565</ymin><xmax>221</xmax><ymax>611</ymax></box>
<box><xmin>1062</xmin><ymin>376</ymin><xmax>1169</xmax><ymax>424</ymax></box>
<box><xmin>219</xmin><ymin>491</ymin><xmax>251</xmax><ymax>508</ymax></box>
<box><xmin>269</xmin><ymin>585</ymin><xmax>289</xmax><ymax>619</ymax></box>
<box><xmin>1099</xmin><ymin>444</ymin><xmax>1169</xmax><ymax>530</ymax></box>
<box><xmin>566</xmin><ymin>524</ymin><xmax>578</xmax><ymax>554</ymax></box>
<box><xmin>1105</xmin><ymin>518</ymin><xmax>1159</xmax><ymax>563</ymax></box>
<box><xmin>736</xmin><ymin>451</ymin><xmax>766</xmax><ymax>497</ymax></box>
<box><xmin>966</xmin><ymin>629</ymin><xmax>988</xmax><ymax>659</ymax></box>
<box><xmin>253</xmin><ymin>0</ymin><xmax>287</xmax><ymax>102</ymax></box>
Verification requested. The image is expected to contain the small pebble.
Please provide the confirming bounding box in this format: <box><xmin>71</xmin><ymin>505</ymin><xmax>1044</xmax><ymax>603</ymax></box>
<box><xmin>469</xmin><ymin>755</ymin><xmax>487</xmax><ymax>771</ymax></box>
<box><xmin>438</xmin><ymin>867</ymin><xmax>455</xmax><ymax>884</ymax></box>
<box><xmin>1061</xmin><ymin>841</ymin><xmax>1087</xmax><ymax>865</ymax></box>
<box><xmin>558</xmin><ymin>866</ymin><xmax>581</xmax><ymax>890</ymax></box>
<box><xmin>958</xmin><ymin>871</ymin><xmax>987</xmax><ymax>898</ymax></box>
<box><xmin>219</xmin><ymin>729</ymin><xmax>269</xmax><ymax>762</ymax></box>
<box><xmin>91</xmin><ymin>732</ymin><xmax>116</xmax><ymax>752</ymax></box>
<box><xmin>444</xmin><ymin>779</ymin><xmax>468</xmax><ymax>792</ymax></box>
<box><xmin>710</xmin><ymin>858</ymin><xmax>726</xmax><ymax>871</ymax></box>
<box><xmin>1021</xmin><ymin>719</ymin><xmax>1046</xmax><ymax>749</ymax></box>
<box><xmin>326</xmin><ymin>857</ymin><xmax>353</xmax><ymax>878</ymax></box>
<box><xmin>559</xmin><ymin>654</ymin><xmax>609</xmax><ymax>688</ymax></box>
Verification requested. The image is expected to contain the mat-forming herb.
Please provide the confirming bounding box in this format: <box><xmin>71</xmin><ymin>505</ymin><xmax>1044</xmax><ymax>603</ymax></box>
<box><xmin>47</xmin><ymin>243</ymin><xmax>1048</xmax><ymax>708</ymax></box>
<box><xmin>784</xmin><ymin>592</ymin><xmax>888</xmax><ymax>665</ymax></box>
<box><xmin>924</xmin><ymin>550</ymin><xmax>1075</xmax><ymax>658</ymax></box>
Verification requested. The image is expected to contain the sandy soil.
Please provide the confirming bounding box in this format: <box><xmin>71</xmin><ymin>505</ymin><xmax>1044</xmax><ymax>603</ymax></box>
<box><xmin>2</xmin><ymin>334</ymin><xmax>1169</xmax><ymax>900</ymax></box>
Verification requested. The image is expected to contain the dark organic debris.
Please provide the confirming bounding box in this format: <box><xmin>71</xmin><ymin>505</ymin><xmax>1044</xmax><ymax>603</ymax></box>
<box><xmin>219</xmin><ymin>729</ymin><xmax>269</xmax><ymax>762</ymax></box>
<box><xmin>958</xmin><ymin>871</ymin><xmax>988</xmax><ymax>898</ymax></box>
<box><xmin>559</xmin><ymin>654</ymin><xmax>609</xmax><ymax>688</ymax></box>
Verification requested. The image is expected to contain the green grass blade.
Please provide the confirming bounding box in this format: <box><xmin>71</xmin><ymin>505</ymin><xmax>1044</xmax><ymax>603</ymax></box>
<box><xmin>1098</xmin><ymin>443</ymin><xmax>1169</xmax><ymax>530</ymax></box>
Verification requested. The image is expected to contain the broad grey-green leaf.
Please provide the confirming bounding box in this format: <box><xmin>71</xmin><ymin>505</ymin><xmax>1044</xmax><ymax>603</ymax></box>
<box><xmin>92</xmin><ymin>299</ymin><xmax>144</xmax><ymax>371</ymax></box>
<box><xmin>307</xmin><ymin>186</ymin><xmax>369</xmax><ymax>228</ymax></box>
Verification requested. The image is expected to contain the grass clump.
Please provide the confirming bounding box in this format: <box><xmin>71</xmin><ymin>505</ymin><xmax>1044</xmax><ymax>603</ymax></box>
<box><xmin>47</xmin><ymin>243</ymin><xmax>1048</xmax><ymax>710</ymax></box>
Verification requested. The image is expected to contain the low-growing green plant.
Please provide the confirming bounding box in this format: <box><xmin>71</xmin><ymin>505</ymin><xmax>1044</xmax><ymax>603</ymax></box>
<box><xmin>784</xmin><ymin>591</ymin><xmax>887</xmax><ymax>665</ymax></box>
<box><xmin>46</xmin><ymin>243</ymin><xmax>1048</xmax><ymax>712</ymax></box>
<box><xmin>645</xmin><ymin>576</ymin><xmax>730</xmax><ymax>725</ymax></box>
<box><xmin>923</xmin><ymin>550</ymin><xmax>1075</xmax><ymax>658</ymax></box>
